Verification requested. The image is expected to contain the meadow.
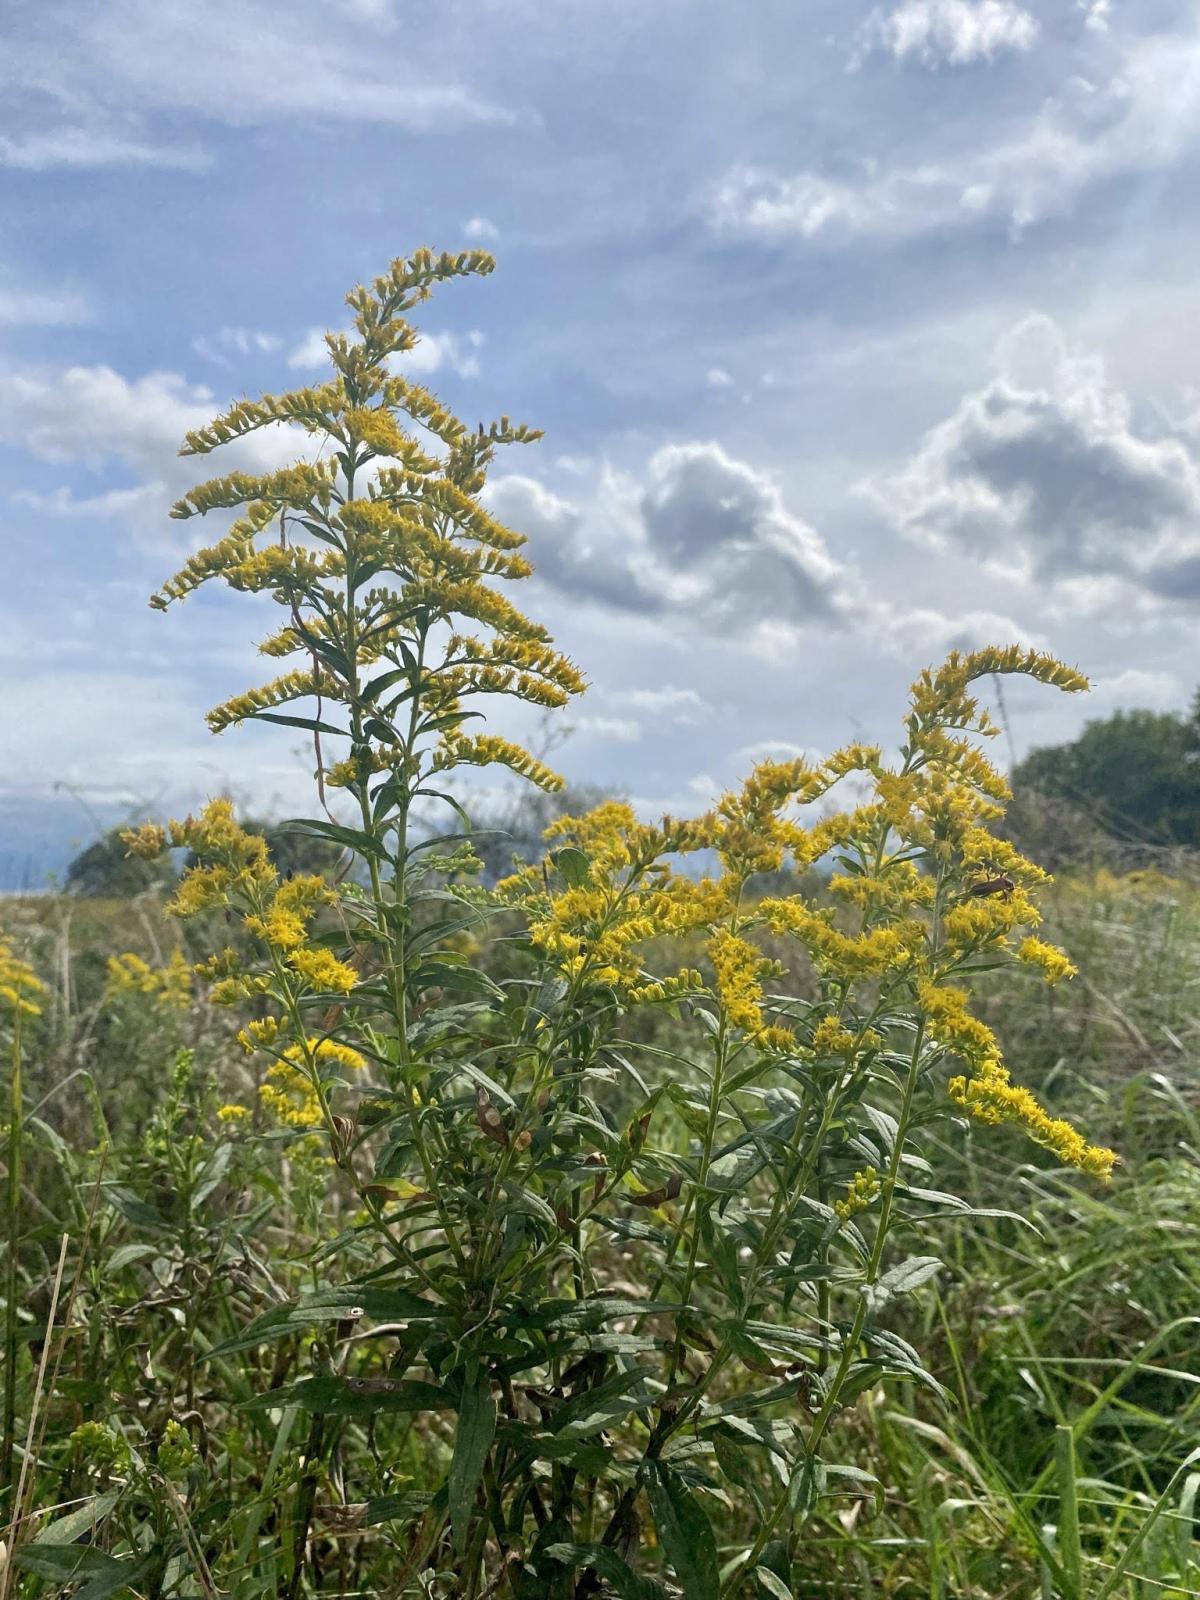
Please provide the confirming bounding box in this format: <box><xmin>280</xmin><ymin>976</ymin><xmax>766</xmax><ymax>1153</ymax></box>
<box><xmin>3</xmin><ymin>250</ymin><xmax>1198</xmax><ymax>1599</ymax></box>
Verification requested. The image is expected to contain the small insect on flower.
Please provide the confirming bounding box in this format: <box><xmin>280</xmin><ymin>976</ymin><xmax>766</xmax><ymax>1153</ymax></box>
<box><xmin>966</xmin><ymin>873</ymin><xmax>1015</xmax><ymax>899</ymax></box>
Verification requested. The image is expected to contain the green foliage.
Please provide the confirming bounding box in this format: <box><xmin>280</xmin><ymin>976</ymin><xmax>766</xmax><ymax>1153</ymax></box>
<box><xmin>65</xmin><ymin>828</ymin><xmax>176</xmax><ymax>898</ymax></box>
<box><xmin>1015</xmin><ymin>703</ymin><xmax>1200</xmax><ymax>846</ymax></box>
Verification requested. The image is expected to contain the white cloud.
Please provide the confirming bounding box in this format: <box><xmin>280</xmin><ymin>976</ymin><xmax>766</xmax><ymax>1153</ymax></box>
<box><xmin>192</xmin><ymin>326</ymin><xmax>281</xmax><ymax>364</ymax></box>
<box><xmin>287</xmin><ymin>326</ymin><xmax>484</xmax><ymax>377</ymax></box>
<box><xmin>0</xmin><ymin>0</ymin><xmax>518</xmax><ymax>151</ymax></box>
<box><xmin>706</xmin><ymin>366</ymin><xmax>734</xmax><ymax>388</ymax></box>
<box><xmin>879</xmin><ymin>605</ymin><xmax>1045</xmax><ymax>657</ymax></box>
<box><xmin>0</xmin><ymin>128</ymin><xmax>210</xmax><ymax>171</ymax></box>
<box><xmin>852</xmin><ymin>0</ymin><xmax>1037</xmax><ymax>68</ymax></box>
<box><xmin>0</xmin><ymin>286</ymin><xmax>90</xmax><ymax>326</ymax></box>
<box><xmin>0</xmin><ymin>362</ymin><xmax>303</xmax><ymax>545</ymax></box>
<box><xmin>736</xmin><ymin>738</ymin><xmax>808</xmax><ymax>761</ymax></box>
<box><xmin>624</xmin><ymin>686</ymin><xmax>710</xmax><ymax>724</ymax></box>
<box><xmin>574</xmin><ymin>715</ymin><xmax>642</xmax><ymax>741</ymax></box>
<box><xmin>0</xmin><ymin>662</ymin><xmax>315</xmax><ymax>813</ymax></box>
<box><xmin>13</xmin><ymin>484</ymin><xmax>158</xmax><ymax>519</ymax></box>
<box><xmin>463</xmin><ymin>216</ymin><xmax>501</xmax><ymax>241</ymax></box>
<box><xmin>711</xmin><ymin>28</ymin><xmax>1200</xmax><ymax>242</ymax></box>
<box><xmin>861</xmin><ymin>313</ymin><xmax>1200</xmax><ymax>606</ymax></box>
<box><xmin>1093</xmin><ymin>667</ymin><xmax>1181</xmax><ymax>707</ymax></box>
<box><xmin>490</xmin><ymin>442</ymin><xmax>865</xmax><ymax>632</ymax></box>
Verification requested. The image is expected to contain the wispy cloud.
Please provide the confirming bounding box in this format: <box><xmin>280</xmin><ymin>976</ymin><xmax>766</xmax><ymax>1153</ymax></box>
<box><xmin>0</xmin><ymin>285</ymin><xmax>90</xmax><ymax>326</ymax></box>
<box><xmin>0</xmin><ymin>129</ymin><xmax>210</xmax><ymax>171</ymax></box>
<box><xmin>192</xmin><ymin>326</ymin><xmax>281</xmax><ymax>365</ymax></box>
<box><xmin>711</xmin><ymin>28</ymin><xmax>1200</xmax><ymax>242</ymax></box>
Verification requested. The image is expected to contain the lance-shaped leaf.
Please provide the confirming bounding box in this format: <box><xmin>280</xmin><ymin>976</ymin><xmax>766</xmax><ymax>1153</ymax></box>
<box><xmin>448</xmin><ymin>1366</ymin><xmax>496</xmax><ymax>1551</ymax></box>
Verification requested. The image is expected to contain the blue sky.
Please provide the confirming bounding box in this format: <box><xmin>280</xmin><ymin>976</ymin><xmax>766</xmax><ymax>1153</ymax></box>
<box><xmin>3</xmin><ymin>0</ymin><xmax>1200</xmax><ymax>884</ymax></box>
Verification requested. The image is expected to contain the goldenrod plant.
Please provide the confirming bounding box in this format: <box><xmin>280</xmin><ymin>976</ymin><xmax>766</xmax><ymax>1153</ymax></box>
<box><xmin>3</xmin><ymin>252</ymin><xmax>1135</xmax><ymax>1599</ymax></box>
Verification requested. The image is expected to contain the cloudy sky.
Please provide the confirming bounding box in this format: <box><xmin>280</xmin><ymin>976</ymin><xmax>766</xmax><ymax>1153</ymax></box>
<box><xmin>3</xmin><ymin>0</ymin><xmax>1200</xmax><ymax>883</ymax></box>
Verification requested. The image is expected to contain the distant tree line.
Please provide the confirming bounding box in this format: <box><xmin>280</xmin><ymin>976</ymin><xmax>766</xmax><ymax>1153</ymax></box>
<box><xmin>1012</xmin><ymin>697</ymin><xmax>1200</xmax><ymax>850</ymax></box>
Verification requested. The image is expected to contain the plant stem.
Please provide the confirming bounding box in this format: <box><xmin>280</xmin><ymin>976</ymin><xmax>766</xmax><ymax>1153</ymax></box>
<box><xmin>720</xmin><ymin>1021</ymin><xmax>928</xmax><ymax>1595</ymax></box>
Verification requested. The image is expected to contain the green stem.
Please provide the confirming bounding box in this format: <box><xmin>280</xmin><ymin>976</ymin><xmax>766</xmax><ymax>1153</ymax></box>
<box><xmin>721</xmin><ymin>1021</ymin><xmax>928</xmax><ymax>1596</ymax></box>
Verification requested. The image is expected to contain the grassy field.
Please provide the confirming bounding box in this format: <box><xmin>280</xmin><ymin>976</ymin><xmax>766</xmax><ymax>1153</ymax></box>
<box><xmin>3</xmin><ymin>860</ymin><xmax>1199</xmax><ymax>1599</ymax></box>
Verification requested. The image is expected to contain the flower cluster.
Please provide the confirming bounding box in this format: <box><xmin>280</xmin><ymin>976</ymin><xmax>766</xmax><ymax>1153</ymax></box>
<box><xmin>147</xmin><ymin>248</ymin><xmax>584</xmax><ymax>807</ymax></box>
<box><xmin>123</xmin><ymin>800</ymin><xmax>354</xmax><ymax>1006</ymax></box>
<box><xmin>835</xmin><ymin>1167</ymin><xmax>881</xmax><ymax>1222</ymax></box>
<box><xmin>499</xmin><ymin>647</ymin><xmax>1115</xmax><ymax>1178</ymax></box>
<box><xmin>0</xmin><ymin>932</ymin><xmax>45</xmax><ymax>1019</ymax></box>
<box><xmin>106</xmin><ymin>949</ymin><xmax>192</xmax><ymax>1010</ymax></box>
<box><xmin>949</xmin><ymin>1059</ymin><xmax>1115</xmax><ymax>1178</ymax></box>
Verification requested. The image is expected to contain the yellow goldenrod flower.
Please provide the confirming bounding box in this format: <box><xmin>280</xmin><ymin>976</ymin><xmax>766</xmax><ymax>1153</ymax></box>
<box><xmin>916</xmin><ymin>978</ymin><xmax>999</xmax><ymax>1064</ymax></box>
<box><xmin>285</xmin><ymin>1037</ymin><xmax>367</xmax><ymax>1074</ymax></box>
<box><xmin>236</xmin><ymin>1015</ymin><xmax>280</xmax><ymax>1054</ymax></box>
<box><xmin>707</xmin><ymin>928</ymin><xmax>774</xmax><ymax>1040</ymax></box>
<box><xmin>1017</xmin><ymin>936</ymin><xmax>1078</xmax><ymax>985</ymax></box>
<box><xmin>106</xmin><ymin>948</ymin><xmax>192</xmax><ymax>1010</ymax></box>
<box><xmin>121</xmin><ymin>821</ymin><xmax>168</xmax><ymax>859</ymax></box>
<box><xmin>260</xmin><ymin>1061</ymin><xmax>323</xmax><ymax>1128</ymax></box>
<box><xmin>810</xmin><ymin>1016</ymin><xmax>860</xmax><ymax>1056</ymax></box>
<box><xmin>0</xmin><ymin>934</ymin><xmax>46</xmax><ymax>1019</ymax></box>
<box><xmin>834</xmin><ymin>1167</ymin><xmax>881</xmax><ymax>1222</ymax></box>
<box><xmin>949</xmin><ymin>1056</ymin><xmax>1115</xmax><ymax>1179</ymax></box>
<box><xmin>288</xmin><ymin>947</ymin><xmax>358</xmax><ymax>994</ymax></box>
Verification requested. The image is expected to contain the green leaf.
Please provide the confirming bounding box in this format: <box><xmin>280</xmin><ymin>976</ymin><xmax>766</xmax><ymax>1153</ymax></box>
<box><xmin>15</xmin><ymin>1545</ymin><xmax>154</xmax><ymax>1599</ymax></box>
<box><xmin>755</xmin><ymin>1569</ymin><xmax>793</xmax><ymax>1600</ymax></box>
<box><xmin>448</xmin><ymin>1367</ymin><xmax>496</xmax><ymax>1552</ymax></box>
<box><xmin>877</xmin><ymin>1255</ymin><xmax>942</xmax><ymax>1296</ymax></box>
<box><xmin>206</xmin><ymin>1284</ymin><xmax>440</xmax><ymax>1359</ymax></box>
<box><xmin>252</xmin><ymin>710</ymin><xmax>347</xmax><ymax>736</ymax></box>
<box><xmin>104</xmin><ymin>1243</ymin><xmax>159</xmax><ymax>1273</ymax></box>
<box><xmin>363</xmin><ymin>1490</ymin><xmax>433</xmax><ymax>1526</ymax></box>
<box><xmin>545</xmin><ymin>1543</ymin><xmax>667</xmax><ymax>1600</ymax></box>
<box><xmin>549</xmin><ymin>1367</ymin><xmax>653</xmax><ymax>1440</ymax></box>
<box><xmin>191</xmin><ymin>1141</ymin><xmax>233</xmax><ymax>1209</ymax></box>
<box><xmin>241</xmin><ymin>1376</ymin><xmax>451</xmax><ymax>1416</ymax></box>
<box><xmin>551</xmin><ymin>846</ymin><xmax>591</xmax><ymax>887</ymax></box>
<box><xmin>104</xmin><ymin>1184</ymin><xmax>170</xmax><ymax>1231</ymax></box>
<box><xmin>31</xmin><ymin>1492</ymin><xmax>121</xmax><ymax>1546</ymax></box>
<box><xmin>646</xmin><ymin>1460</ymin><xmax>719</xmax><ymax>1600</ymax></box>
<box><xmin>276</xmin><ymin>816</ymin><xmax>388</xmax><ymax>858</ymax></box>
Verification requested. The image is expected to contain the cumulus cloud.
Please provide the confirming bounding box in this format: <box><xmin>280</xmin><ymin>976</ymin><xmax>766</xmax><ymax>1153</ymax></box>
<box><xmin>463</xmin><ymin>216</ymin><xmax>501</xmax><ymax>241</ymax></box>
<box><xmin>861</xmin><ymin>313</ymin><xmax>1200</xmax><ymax>605</ymax></box>
<box><xmin>0</xmin><ymin>363</ymin><xmax>302</xmax><ymax>544</ymax></box>
<box><xmin>489</xmin><ymin>442</ymin><xmax>866</xmax><ymax>633</ymax></box>
<box><xmin>287</xmin><ymin>326</ymin><xmax>484</xmax><ymax>377</ymax></box>
<box><xmin>711</xmin><ymin>28</ymin><xmax>1200</xmax><ymax>241</ymax></box>
<box><xmin>852</xmin><ymin>0</ymin><xmax>1037</xmax><ymax>68</ymax></box>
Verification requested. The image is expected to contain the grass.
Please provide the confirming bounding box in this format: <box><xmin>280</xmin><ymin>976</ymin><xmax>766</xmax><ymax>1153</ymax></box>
<box><xmin>2</xmin><ymin>863</ymin><xmax>1199</xmax><ymax>1597</ymax></box>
